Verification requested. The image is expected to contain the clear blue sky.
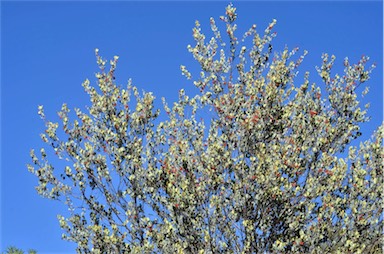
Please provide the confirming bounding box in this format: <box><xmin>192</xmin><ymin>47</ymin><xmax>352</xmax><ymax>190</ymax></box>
<box><xmin>1</xmin><ymin>1</ymin><xmax>382</xmax><ymax>253</ymax></box>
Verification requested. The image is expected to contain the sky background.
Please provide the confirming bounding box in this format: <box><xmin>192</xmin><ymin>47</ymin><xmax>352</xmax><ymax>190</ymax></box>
<box><xmin>1</xmin><ymin>1</ymin><xmax>383</xmax><ymax>253</ymax></box>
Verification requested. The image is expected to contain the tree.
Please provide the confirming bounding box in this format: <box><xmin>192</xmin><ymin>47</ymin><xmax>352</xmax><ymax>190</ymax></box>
<box><xmin>2</xmin><ymin>247</ymin><xmax>37</xmax><ymax>254</ymax></box>
<box><xmin>28</xmin><ymin>4</ymin><xmax>383</xmax><ymax>253</ymax></box>
<box><xmin>2</xmin><ymin>247</ymin><xmax>23</xmax><ymax>254</ymax></box>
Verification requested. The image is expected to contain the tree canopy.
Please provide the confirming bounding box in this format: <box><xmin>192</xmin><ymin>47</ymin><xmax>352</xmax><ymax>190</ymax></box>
<box><xmin>2</xmin><ymin>247</ymin><xmax>36</xmax><ymax>254</ymax></box>
<box><xmin>28</xmin><ymin>4</ymin><xmax>383</xmax><ymax>253</ymax></box>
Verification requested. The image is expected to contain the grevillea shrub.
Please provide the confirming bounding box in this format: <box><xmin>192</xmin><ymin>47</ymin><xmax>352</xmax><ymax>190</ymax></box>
<box><xmin>28</xmin><ymin>4</ymin><xmax>383</xmax><ymax>253</ymax></box>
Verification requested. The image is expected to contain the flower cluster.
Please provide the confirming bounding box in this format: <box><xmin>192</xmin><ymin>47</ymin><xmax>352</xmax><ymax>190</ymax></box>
<box><xmin>28</xmin><ymin>4</ymin><xmax>383</xmax><ymax>253</ymax></box>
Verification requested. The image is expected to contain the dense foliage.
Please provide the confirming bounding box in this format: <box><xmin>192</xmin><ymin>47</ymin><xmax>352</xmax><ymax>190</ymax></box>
<box><xmin>28</xmin><ymin>4</ymin><xmax>383</xmax><ymax>253</ymax></box>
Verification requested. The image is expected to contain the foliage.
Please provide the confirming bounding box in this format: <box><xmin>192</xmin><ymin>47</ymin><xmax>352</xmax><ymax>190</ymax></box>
<box><xmin>28</xmin><ymin>4</ymin><xmax>383</xmax><ymax>253</ymax></box>
<box><xmin>2</xmin><ymin>247</ymin><xmax>37</xmax><ymax>254</ymax></box>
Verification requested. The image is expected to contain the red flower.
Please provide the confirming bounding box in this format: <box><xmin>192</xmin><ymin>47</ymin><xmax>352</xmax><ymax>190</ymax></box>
<box><xmin>300</xmin><ymin>241</ymin><xmax>304</xmax><ymax>246</ymax></box>
<box><xmin>310</xmin><ymin>110</ymin><xmax>318</xmax><ymax>116</ymax></box>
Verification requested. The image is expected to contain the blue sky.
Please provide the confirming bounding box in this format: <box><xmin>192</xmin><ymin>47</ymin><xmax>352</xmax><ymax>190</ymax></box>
<box><xmin>1</xmin><ymin>1</ymin><xmax>382</xmax><ymax>253</ymax></box>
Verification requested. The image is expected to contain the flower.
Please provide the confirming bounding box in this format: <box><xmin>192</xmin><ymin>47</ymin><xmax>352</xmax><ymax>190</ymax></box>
<box><xmin>310</xmin><ymin>110</ymin><xmax>318</xmax><ymax>116</ymax></box>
